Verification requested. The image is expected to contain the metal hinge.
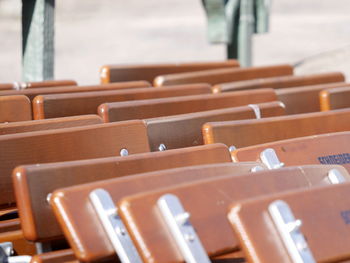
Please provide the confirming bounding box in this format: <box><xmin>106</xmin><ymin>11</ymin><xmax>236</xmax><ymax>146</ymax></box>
<box><xmin>157</xmin><ymin>194</ymin><xmax>210</xmax><ymax>263</ymax></box>
<box><xmin>260</xmin><ymin>148</ymin><xmax>284</xmax><ymax>169</ymax></box>
<box><xmin>268</xmin><ymin>200</ymin><xmax>316</xmax><ymax>263</ymax></box>
<box><xmin>89</xmin><ymin>189</ymin><xmax>142</xmax><ymax>263</ymax></box>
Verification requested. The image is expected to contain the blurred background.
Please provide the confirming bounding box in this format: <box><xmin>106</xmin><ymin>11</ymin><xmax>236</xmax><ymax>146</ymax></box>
<box><xmin>1</xmin><ymin>0</ymin><xmax>350</xmax><ymax>84</ymax></box>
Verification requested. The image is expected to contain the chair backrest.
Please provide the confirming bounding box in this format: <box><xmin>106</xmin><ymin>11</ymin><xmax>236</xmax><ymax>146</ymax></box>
<box><xmin>212</xmin><ymin>72</ymin><xmax>345</xmax><ymax>93</ymax></box>
<box><xmin>100</xmin><ymin>60</ymin><xmax>239</xmax><ymax>83</ymax></box>
<box><xmin>2</xmin><ymin>121</ymin><xmax>149</xmax><ymax>207</ymax></box>
<box><xmin>276</xmin><ymin>82</ymin><xmax>349</xmax><ymax>114</ymax></box>
<box><xmin>0</xmin><ymin>115</ymin><xmax>102</xmax><ymax>135</ymax></box>
<box><xmin>99</xmin><ymin>88</ymin><xmax>278</xmax><ymax>122</ymax></box>
<box><xmin>320</xmin><ymin>86</ymin><xmax>350</xmax><ymax>111</ymax></box>
<box><xmin>13</xmin><ymin>144</ymin><xmax>231</xmax><ymax>242</ymax></box>
<box><xmin>154</xmin><ymin>64</ymin><xmax>293</xmax><ymax>86</ymax></box>
<box><xmin>146</xmin><ymin>101</ymin><xmax>285</xmax><ymax>151</ymax></box>
<box><xmin>0</xmin><ymin>81</ymin><xmax>150</xmax><ymax>100</ymax></box>
<box><xmin>0</xmin><ymin>95</ymin><xmax>32</xmax><ymax>123</ymax></box>
<box><xmin>32</xmin><ymin>84</ymin><xmax>211</xmax><ymax>119</ymax></box>
<box><xmin>229</xmin><ymin>182</ymin><xmax>350</xmax><ymax>263</ymax></box>
<box><xmin>0</xmin><ymin>80</ymin><xmax>77</xmax><ymax>91</ymax></box>
<box><xmin>50</xmin><ymin>162</ymin><xmax>265</xmax><ymax>262</ymax></box>
<box><xmin>231</xmin><ymin>131</ymin><xmax>350</xmax><ymax>172</ymax></box>
<box><xmin>203</xmin><ymin>108</ymin><xmax>350</xmax><ymax>148</ymax></box>
<box><xmin>117</xmin><ymin>165</ymin><xmax>349</xmax><ymax>263</ymax></box>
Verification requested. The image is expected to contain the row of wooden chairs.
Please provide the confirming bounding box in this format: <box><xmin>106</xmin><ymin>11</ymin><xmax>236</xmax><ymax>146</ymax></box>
<box><xmin>1</xmin><ymin>60</ymin><xmax>350</xmax><ymax>263</ymax></box>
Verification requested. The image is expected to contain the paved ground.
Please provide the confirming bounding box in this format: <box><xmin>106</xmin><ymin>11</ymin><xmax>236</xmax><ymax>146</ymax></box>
<box><xmin>1</xmin><ymin>0</ymin><xmax>350</xmax><ymax>84</ymax></box>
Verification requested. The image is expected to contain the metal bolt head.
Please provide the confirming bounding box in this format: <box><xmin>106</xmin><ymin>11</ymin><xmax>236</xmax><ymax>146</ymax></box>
<box><xmin>120</xmin><ymin>148</ymin><xmax>129</xmax><ymax>156</ymax></box>
<box><xmin>158</xmin><ymin>143</ymin><xmax>167</xmax><ymax>151</ymax></box>
<box><xmin>229</xmin><ymin>145</ymin><xmax>236</xmax><ymax>152</ymax></box>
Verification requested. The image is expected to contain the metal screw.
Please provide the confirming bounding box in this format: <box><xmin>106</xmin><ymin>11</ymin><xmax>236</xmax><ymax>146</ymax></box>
<box><xmin>120</xmin><ymin>148</ymin><xmax>129</xmax><ymax>156</ymax></box>
<box><xmin>176</xmin><ymin>212</ymin><xmax>190</xmax><ymax>225</ymax></box>
<box><xmin>158</xmin><ymin>143</ymin><xmax>167</xmax><ymax>151</ymax></box>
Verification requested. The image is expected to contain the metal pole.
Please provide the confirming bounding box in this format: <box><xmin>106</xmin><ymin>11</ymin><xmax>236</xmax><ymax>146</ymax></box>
<box><xmin>237</xmin><ymin>0</ymin><xmax>254</xmax><ymax>66</ymax></box>
<box><xmin>22</xmin><ymin>0</ymin><xmax>55</xmax><ymax>81</ymax></box>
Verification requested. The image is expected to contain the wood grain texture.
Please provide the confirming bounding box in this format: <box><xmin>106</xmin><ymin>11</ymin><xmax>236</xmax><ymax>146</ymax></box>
<box><xmin>100</xmin><ymin>60</ymin><xmax>239</xmax><ymax>83</ymax></box>
<box><xmin>14</xmin><ymin>144</ymin><xmax>231</xmax><ymax>242</ymax></box>
<box><xmin>0</xmin><ymin>115</ymin><xmax>102</xmax><ymax>135</ymax></box>
<box><xmin>231</xmin><ymin>131</ymin><xmax>350</xmax><ymax>172</ymax></box>
<box><xmin>0</xmin><ymin>80</ymin><xmax>77</xmax><ymax>90</ymax></box>
<box><xmin>0</xmin><ymin>81</ymin><xmax>150</xmax><ymax>100</ymax></box>
<box><xmin>99</xmin><ymin>88</ymin><xmax>277</xmax><ymax>122</ymax></box>
<box><xmin>212</xmin><ymin>72</ymin><xmax>344</xmax><ymax>93</ymax></box>
<box><xmin>154</xmin><ymin>64</ymin><xmax>293</xmax><ymax>86</ymax></box>
<box><xmin>146</xmin><ymin>101</ymin><xmax>285</xmax><ymax>151</ymax></box>
<box><xmin>32</xmin><ymin>83</ymin><xmax>212</xmax><ymax>119</ymax></box>
<box><xmin>50</xmin><ymin>162</ymin><xmax>262</xmax><ymax>262</ymax></box>
<box><xmin>276</xmin><ymin>82</ymin><xmax>348</xmax><ymax>114</ymax></box>
<box><xmin>118</xmin><ymin>165</ymin><xmax>348</xmax><ymax>263</ymax></box>
<box><xmin>203</xmin><ymin>108</ymin><xmax>350</xmax><ymax>148</ymax></box>
<box><xmin>229</xmin><ymin>182</ymin><xmax>350</xmax><ymax>263</ymax></box>
<box><xmin>320</xmin><ymin>85</ymin><xmax>350</xmax><ymax>111</ymax></box>
<box><xmin>2</xmin><ymin>121</ymin><xmax>149</xmax><ymax>207</ymax></box>
<box><xmin>0</xmin><ymin>95</ymin><xmax>32</xmax><ymax>123</ymax></box>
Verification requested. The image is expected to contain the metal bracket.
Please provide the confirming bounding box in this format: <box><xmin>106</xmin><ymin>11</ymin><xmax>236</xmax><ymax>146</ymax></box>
<box><xmin>268</xmin><ymin>200</ymin><xmax>316</xmax><ymax>263</ymax></box>
<box><xmin>89</xmin><ymin>189</ymin><xmax>142</xmax><ymax>263</ymax></box>
<box><xmin>328</xmin><ymin>168</ymin><xmax>346</xmax><ymax>184</ymax></box>
<box><xmin>0</xmin><ymin>242</ymin><xmax>31</xmax><ymax>263</ymax></box>
<box><xmin>157</xmin><ymin>194</ymin><xmax>210</xmax><ymax>263</ymax></box>
<box><xmin>248</xmin><ymin>104</ymin><xmax>261</xmax><ymax>119</ymax></box>
<box><xmin>260</xmin><ymin>148</ymin><xmax>284</xmax><ymax>169</ymax></box>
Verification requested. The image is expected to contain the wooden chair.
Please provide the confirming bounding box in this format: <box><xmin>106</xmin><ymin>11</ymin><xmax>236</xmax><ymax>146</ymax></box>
<box><xmin>1</xmin><ymin>121</ymin><xmax>149</xmax><ymax>208</ymax></box>
<box><xmin>100</xmin><ymin>60</ymin><xmax>239</xmax><ymax>83</ymax></box>
<box><xmin>203</xmin><ymin>108</ymin><xmax>350</xmax><ymax>149</ymax></box>
<box><xmin>13</xmin><ymin>144</ymin><xmax>231</xmax><ymax>244</ymax></box>
<box><xmin>0</xmin><ymin>95</ymin><xmax>32</xmax><ymax>123</ymax></box>
<box><xmin>229</xmin><ymin>182</ymin><xmax>350</xmax><ymax>263</ymax></box>
<box><xmin>146</xmin><ymin>101</ymin><xmax>285</xmax><ymax>151</ymax></box>
<box><xmin>32</xmin><ymin>84</ymin><xmax>211</xmax><ymax>119</ymax></box>
<box><xmin>0</xmin><ymin>81</ymin><xmax>150</xmax><ymax>100</ymax></box>
<box><xmin>50</xmin><ymin>162</ymin><xmax>265</xmax><ymax>262</ymax></box>
<box><xmin>115</xmin><ymin>165</ymin><xmax>348</xmax><ymax>262</ymax></box>
<box><xmin>231</xmin><ymin>131</ymin><xmax>350</xmax><ymax>172</ymax></box>
<box><xmin>30</xmin><ymin>249</ymin><xmax>76</xmax><ymax>263</ymax></box>
<box><xmin>212</xmin><ymin>72</ymin><xmax>345</xmax><ymax>93</ymax></box>
<box><xmin>154</xmin><ymin>64</ymin><xmax>293</xmax><ymax>86</ymax></box>
<box><xmin>320</xmin><ymin>85</ymin><xmax>350</xmax><ymax>111</ymax></box>
<box><xmin>276</xmin><ymin>82</ymin><xmax>349</xmax><ymax>114</ymax></box>
<box><xmin>99</xmin><ymin>88</ymin><xmax>278</xmax><ymax>122</ymax></box>
<box><xmin>0</xmin><ymin>115</ymin><xmax>102</xmax><ymax>135</ymax></box>
<box><xmin>0</xmin><ymin>80</ymin><xmax>77</xmax><ymax>91</ymax></box>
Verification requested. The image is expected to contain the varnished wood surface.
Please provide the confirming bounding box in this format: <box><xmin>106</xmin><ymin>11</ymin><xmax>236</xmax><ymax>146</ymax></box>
<box><xmin>0</xmin><ymin>95</ymin><xmax>32</xmax><ymax>123</ymax></box>
<box><xmin>100</xmin><ymin>60</ymin><xmax>239</xmax><ymax>83</ymax></box>
<box><xmin>0</xmin><ymin>229</ymin><xmax>36</xmax><ymax>255</ymax></box>
<box><xmin>0</xmin><ymin>80</ymin><xmax>77</xmax><ymax>91</ymax></box>
<box><xmin>0</xmin><ymin>81</ymin><xmax>150</xmax><ymax>100</ymax></box>
<box><xmin>146</xmin><ymin>101</ymin><xmax>285</xmax><ymax>151</ymax></box>
<box><xmin>212</xmin><ymin>72</ymin><xmax>344</xmax><ymax>93</ymax></box>
<box><xmin>229</xmin><ymin>182</ymin><xmax>350</xmax><ymax>263</ymax></box>
<box><xmin>14</xmin><ymin>144</ymin><xmax>231</xmax><ymax>242</ymax></box>
<box><xmin>51</xmin><ymin>162</ymin><xmax>262</xmax><ymax>262</ymax></box>
<box><xmin>0</xmin><ymin>115</ymin><xmax>102</xmax><ymax>135</ymax></box>
<box><xmin>32</xmin><ymin>83</ymin><xmax>211</xmax><ymax>119</ymax></box>
<box><xmin>232</xmin><ymin>131</ymin><xmax>350</xmax><ymax>172</ymax></box>
<box><xmin>154</xmin><ymin>64</ymin><xmax>293</xmax><ymax>86</ymax></box>
<box><xmin>30</xmin><ymin>249</ymin><xmax>76</xmax><ymax>263</ymax></box>
<box><xmin>203</xmin><ymin>108</ymin><xmax>350</xmax><ymax>148</ymax></box>
<box><xmin>2</xmin><ymin>121</ymin><xmax>149</xmax><ymax>207</ymax></box>
<box><xmin>99</xmin><ymin>88</ymin><xmax>277</xmax><ymax>122</ymax></box>
<box><xmin>118</xmin><ymin>165</ymin><xmax>348</xmax><ymax>263</ymax></box>
<box><xmin>276</xmin><ymin>82</ymin><xmax>348</xmax><ymax>114</ymax></box>
<box><xmin>320</xmin><ymin>85</ymin><xmax>350</xmax><ymax>111</ymax></box>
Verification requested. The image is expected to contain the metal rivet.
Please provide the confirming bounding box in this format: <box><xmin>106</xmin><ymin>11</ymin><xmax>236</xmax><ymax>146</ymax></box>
<box><xmin>46</xmin><ymin>193</ymin><xmax>52</xmax><ymax>204</ymax></box>
<box><xmin>120</xmin><ymin>148</ymin><xmax>129</xmax><ymax>156</ymax></box>
<box><xmin>158</xmin><ymin>143</ymin><xmax>167</xmax><ymax>151</ymax></box>
<box><xmin>229</xmin><ymin>145</ymin><xmax>236</xmax><ymax>152</ymax></box>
